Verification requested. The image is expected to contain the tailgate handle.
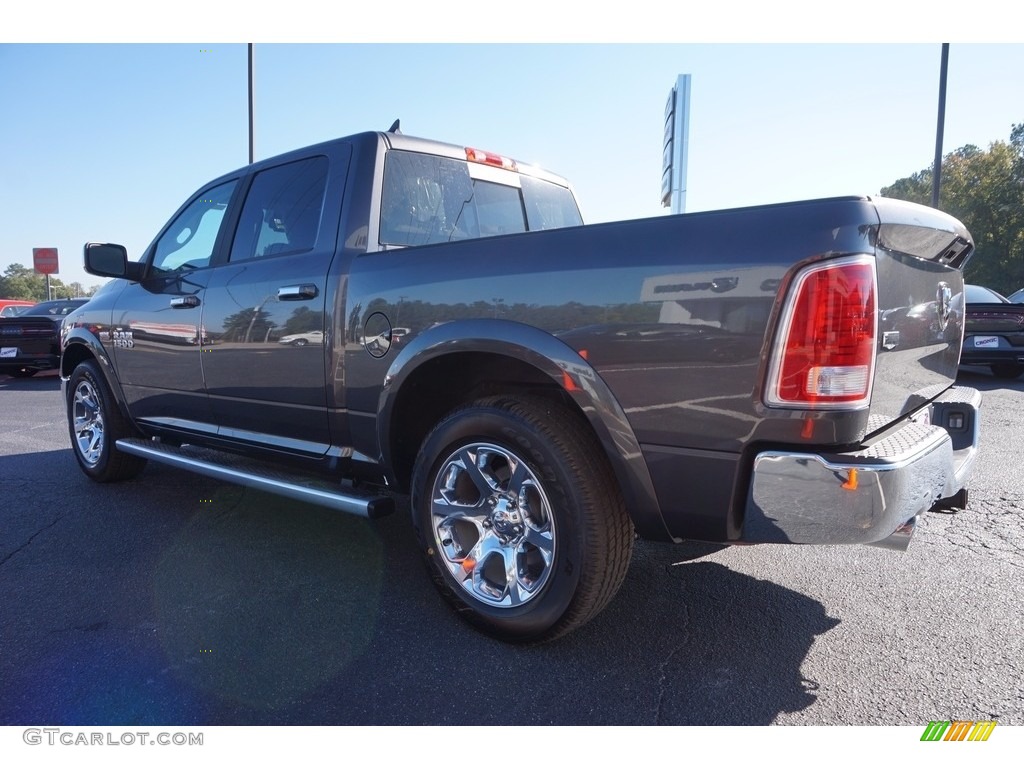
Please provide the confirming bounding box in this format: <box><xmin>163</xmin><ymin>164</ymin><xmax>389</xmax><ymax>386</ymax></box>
<box><xmin>170</xmin><ymin>296</ymin><xmax>200</xmax><ymax>309</ymax></box>
<box><xmin>278</xmin><ymin>284</ymin><xmax>318</xmax><ymax>301</ymax></box>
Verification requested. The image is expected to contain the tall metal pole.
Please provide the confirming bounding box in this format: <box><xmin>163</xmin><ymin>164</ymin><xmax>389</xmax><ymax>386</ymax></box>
<box><xmin>248</xmin><ymin>43</ymin><xmax>255</xmax><ymax>165</ymax></box>
<box><xmin>931</xmin><ymin>44</ymin><xmax>949</xmax><ymax>209</ymax></box>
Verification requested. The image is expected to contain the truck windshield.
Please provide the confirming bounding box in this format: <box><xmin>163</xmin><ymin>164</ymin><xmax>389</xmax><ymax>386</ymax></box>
<box><xmin>380</xmin><ymin>150</ymin><xmax>581</xmax><ymax>247</ymax></box>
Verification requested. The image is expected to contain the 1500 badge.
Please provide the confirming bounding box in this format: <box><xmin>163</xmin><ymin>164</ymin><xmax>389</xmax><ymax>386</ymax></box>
<box><xmin>112</xmin><ymin>329</ymin><xmax>134</xmax><ymax>349</ymax></box>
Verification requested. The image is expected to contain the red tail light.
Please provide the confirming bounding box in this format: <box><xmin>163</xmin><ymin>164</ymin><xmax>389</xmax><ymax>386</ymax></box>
<box><xmin>766</xmin><ymin>255</ymin><xmax>877</xmax><ymax>409</ymax></box>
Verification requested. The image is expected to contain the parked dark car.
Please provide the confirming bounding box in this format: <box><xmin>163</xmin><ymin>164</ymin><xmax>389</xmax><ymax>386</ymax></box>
<box><xmin>0</xmin><ymin>299</ymin><xmax>89</xmax><ymax>377</ymax></box>
<box><xmin>961</xmin><ymin>284</ymin><xmax>1024</xmax><ymax>379</ymax></box>
<box><xmin>1007</xmin><ymin>287</ymin><xmax>1024</xmax><ymax>303</ymax></box>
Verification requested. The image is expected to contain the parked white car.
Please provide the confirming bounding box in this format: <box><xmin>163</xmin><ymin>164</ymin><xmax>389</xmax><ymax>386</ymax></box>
<box><xmin>278</xmin><ymin>330</ymin><xmax>323</xmax><ymax>346</ymax></box>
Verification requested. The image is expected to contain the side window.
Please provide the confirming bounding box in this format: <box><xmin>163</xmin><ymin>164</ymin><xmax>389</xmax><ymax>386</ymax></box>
<box><xmin>229</xmin><ymin>157</ymin><xmax>328</xmax><ymax>262</ymax></box>
<box><xmin>153</xmin><ymin>180</ymin><xmax>237</xmax><ymax>272</ymax></box>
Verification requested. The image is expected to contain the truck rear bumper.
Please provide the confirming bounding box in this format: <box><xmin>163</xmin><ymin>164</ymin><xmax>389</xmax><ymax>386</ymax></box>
<box><xmin>742</xmin><ymin>386</ymin><xmax>981</xmax><ymax>549</ymax></box>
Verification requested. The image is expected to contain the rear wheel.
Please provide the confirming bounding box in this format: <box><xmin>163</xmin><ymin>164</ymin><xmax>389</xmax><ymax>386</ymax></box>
<box><xmin>67</xmin><ymin>360</ymin><xmax>147</xmax><ymax>482</ymax></box>
<box><xmin>411</xmin><ymin>395</ymin><xmax>634</xmax><ymax>643</ymax></box>
<box><xmin>990</xmin><ymin>363</ymin><xmax>1024</xmax><ymax>379</ymax></box>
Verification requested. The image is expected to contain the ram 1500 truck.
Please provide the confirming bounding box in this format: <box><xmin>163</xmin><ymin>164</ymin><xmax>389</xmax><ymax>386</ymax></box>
<box><xmin>61</xmin><ymin>126</ymin><xmax>981</xmax><ymax>642</ymax></box>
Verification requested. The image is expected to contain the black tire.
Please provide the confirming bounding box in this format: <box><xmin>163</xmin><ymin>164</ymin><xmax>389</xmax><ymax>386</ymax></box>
<box><xmin>293</xmin><ymin>338</ymin><xmax>308</xmax><ymax>347</ymax></box>
<box><xmin>990</xmin><ymin>363</ymin><xmax>1024</xmax><ymax>380</ymax></box>
<box><xmin>411</xmin><ymin>395</ymin><xmax>634</xmax><ymax>643</ymax></box>
<box><xmin>66</xmin><ymin>359</ymin><xmax>147</xmax><ymax>482</ymax></box>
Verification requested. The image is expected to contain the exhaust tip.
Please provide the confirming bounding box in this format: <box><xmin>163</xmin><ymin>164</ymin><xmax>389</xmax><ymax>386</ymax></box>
<box><xmin>866</xmin><ymin>515</ymin><xmax>917</xmax><ymax>552</ymax></box>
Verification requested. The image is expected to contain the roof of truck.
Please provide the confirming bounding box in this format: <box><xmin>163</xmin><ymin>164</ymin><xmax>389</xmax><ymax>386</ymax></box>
<box><xmin>218</xmin><ymin>128</ymin><xmax>573</xmax><ymax>190</ymax></box>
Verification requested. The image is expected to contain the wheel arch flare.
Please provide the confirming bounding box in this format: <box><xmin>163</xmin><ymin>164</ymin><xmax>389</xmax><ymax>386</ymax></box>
<box><xmin>377</xmin><ymin>318</ymin><xmax>671</xmax><ymax>541</ymax></box>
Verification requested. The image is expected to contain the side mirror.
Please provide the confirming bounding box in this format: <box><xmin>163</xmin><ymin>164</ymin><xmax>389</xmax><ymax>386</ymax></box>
<box><xmin>84</xmin><ymin>243</ymin><xmax>144</xmax><ymax>281</ymax></box>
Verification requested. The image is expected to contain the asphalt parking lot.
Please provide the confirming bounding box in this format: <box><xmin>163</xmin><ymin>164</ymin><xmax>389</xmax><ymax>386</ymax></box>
<box><xmin>0</xmin><ymin>367</ymin><xmax>1021</xmax><ymax>725</ymax></box>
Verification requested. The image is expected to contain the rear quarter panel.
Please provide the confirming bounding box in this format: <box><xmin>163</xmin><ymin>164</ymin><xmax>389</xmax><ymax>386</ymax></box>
<box><xmin>345</xmin><ymin>198</ymin><xmax>894</xmax><ymax>540</ymax></box>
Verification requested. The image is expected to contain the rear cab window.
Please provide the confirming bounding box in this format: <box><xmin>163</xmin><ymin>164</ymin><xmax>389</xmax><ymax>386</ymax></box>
<box><xmin>379</xmin><ymin>148</ymin><xmax>581</xmax><ymax>248</ymax></box>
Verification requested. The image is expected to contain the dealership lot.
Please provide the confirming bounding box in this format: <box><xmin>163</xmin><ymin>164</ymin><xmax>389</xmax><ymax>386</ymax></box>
<box><xmin>1</xmin><ymin>369</ymin><xmax>1021</xmax><ymax>725</ymax></box>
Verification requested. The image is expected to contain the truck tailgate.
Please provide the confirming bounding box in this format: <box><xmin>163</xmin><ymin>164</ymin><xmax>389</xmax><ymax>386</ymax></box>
<box><xmin>867</xmin><ymin>197</ymin><xmax>973</xmax><ymax>433</ymax></box>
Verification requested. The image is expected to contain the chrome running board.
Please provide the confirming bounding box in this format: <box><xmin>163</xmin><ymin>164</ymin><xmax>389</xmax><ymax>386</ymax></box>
<box><xmin>115</xmin><ymin>438</ymin><xmax>394</xmax><ymax>519</ymax></box>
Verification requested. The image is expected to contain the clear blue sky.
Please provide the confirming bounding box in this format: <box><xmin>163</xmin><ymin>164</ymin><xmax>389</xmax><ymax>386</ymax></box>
<box><xmin>2</xmin><ymin>38</ymin><xmax>1023</xmax><ymax>289</ymax></box>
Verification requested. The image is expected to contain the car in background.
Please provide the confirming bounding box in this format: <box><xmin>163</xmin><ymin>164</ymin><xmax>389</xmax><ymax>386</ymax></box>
<box><xmin>278</xmin><ymin>330</ymin><xmax>323</xmax><ymax>346</ymax></box>
<box><xmin>0</xmin><ymin>299</ymin><xmax>35</xmax><ymax>318</ymax></box>
<box><xmin>0</xmin><ymin>298</ymin><xmax>89</xmax><ymax>377</ymax></box>
<box><xmin>961</xmin><ymin>284</ymin><xmax>1024</xmax><ymax>379</ymax></box>
<box><xmin>1007</xmin><ymin>287</ymin><xmax>1024</xmax><ymax>303</ymax></box>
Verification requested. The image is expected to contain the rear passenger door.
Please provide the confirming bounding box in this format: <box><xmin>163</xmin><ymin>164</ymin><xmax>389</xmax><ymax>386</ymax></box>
<box><xmin>200</xmin><ymin>145</ymin><xmax>350</xmax><ymax>456</ymax></box>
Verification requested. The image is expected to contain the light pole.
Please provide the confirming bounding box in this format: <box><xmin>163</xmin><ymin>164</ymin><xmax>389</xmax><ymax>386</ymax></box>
<box><xmin>932</xmin><ymin>44</ymin><xmax>949</xmax><ymax>209</ymax></box>
<box><xmin>248</xmin><ymin>44</ymin><xmax>255</xmax><ymax>165</ymax></box>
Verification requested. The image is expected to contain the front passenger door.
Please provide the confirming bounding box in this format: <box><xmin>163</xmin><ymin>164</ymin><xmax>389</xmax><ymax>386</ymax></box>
<box><xmin>111</xmin><ymin>179</ymin><xmax>238</xmax><ymax>436</ymax></box>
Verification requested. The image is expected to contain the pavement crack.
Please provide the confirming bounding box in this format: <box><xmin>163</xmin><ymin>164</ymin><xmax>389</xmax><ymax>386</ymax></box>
<box><xmin>654</xmin><ymin>642</ymin><xmax>684</xmax><ymax>725</ymax></box>
<box><xmin>655</xmin><ymin>563</ymin><xmax>692</xmax><ymax>725</ymax></box>
<box><xmin>0</xmin><ymin>515</ymin><xmax>64</xmax><ymax>567</ymax></box>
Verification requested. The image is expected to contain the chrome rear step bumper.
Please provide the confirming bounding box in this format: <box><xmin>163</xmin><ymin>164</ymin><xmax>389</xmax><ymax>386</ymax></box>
<box><xmin>742</xmin><ymin>386</ymin><xmax>981</xmax><ymax>549</ymax></box>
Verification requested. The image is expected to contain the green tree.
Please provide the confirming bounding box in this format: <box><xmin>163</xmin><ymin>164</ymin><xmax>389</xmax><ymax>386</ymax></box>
<box><xmin>0</xmin><ymin>263</ymin><xmax>101</xmax><ymax>300</ymax></box>
<box><xmin>220</xmin><ymin>307</ymin><xmax>275</xmax><ymax>343</ymax></box>
<box><xmin>0</xmin><ymin>264</ymin><xmax>49</xmax><ymax>300</ymax></box>
<box><xmin>880</xmin><ymin>123</ymin><xmax>1024</xmax><ymax>296</ymax></box>
<box><xmin>282</xmin><ymin>306</ymin><xmax>320</xmax><ymax>335</ymax></box>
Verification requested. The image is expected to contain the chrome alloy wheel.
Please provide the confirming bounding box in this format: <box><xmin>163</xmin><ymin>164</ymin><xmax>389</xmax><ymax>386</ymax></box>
<box><xmin>72</xmin><ymin>378</ymin><xmax>105</xmax><ymax>467</ymax></box>
<box><xmin>430</xmin><ymin>442</ymin><xmax>556</xmax><ymax>608</ymax></box>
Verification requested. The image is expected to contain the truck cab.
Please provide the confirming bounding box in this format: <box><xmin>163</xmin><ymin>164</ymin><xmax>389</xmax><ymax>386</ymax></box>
<box><xmin>63</xmin><ymin>129</ymin><xmax>582</xmax><ymax>466</ymax></box>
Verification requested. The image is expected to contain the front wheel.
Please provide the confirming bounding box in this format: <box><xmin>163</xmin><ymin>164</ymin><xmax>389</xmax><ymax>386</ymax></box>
<box><xmin>411</xmin><ymin>395</ymin><xmax>634</xmax><ymax>643</ymax></box>
<box><xmin>66</xmin><ymin>360</ymin><xmax>147</xmax><ymax>482</ymax></box>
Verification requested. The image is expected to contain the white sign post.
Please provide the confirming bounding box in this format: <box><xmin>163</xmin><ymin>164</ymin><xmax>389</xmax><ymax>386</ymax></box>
<box><xmin>661</xmin><ymin>75</ymin><xmax>691</xmax><ymax>215</ymax></box>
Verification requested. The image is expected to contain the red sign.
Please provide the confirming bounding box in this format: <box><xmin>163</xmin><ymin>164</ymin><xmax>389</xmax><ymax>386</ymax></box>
<box><xmin>33</xmin><ymin>247</ymin><xmax>60</xmax><ymax>275</ymax></box>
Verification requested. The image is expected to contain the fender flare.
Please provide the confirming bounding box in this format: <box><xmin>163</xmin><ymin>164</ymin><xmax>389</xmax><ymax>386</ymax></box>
<box><xmin>61</xmin><ymin>328</ymin><xmax>135</xmax><ymax>426</ymax></box>
<box><xmin>377</xmin><ymin>319</ymin><xmax>671</xmax><ymax>540</ymax></box>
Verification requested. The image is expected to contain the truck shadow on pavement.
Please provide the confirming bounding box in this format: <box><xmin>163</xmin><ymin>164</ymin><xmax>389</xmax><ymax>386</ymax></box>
<box><xmin>956</xmin><ymin>367</ymin><xmax>1024</xmax><ymax>392</ymax></box>
<box><xmin>170</xmin><ymin>504</ymin><xmax>839</xmax><ymax>725</ymax></box>
<box><xmin>1</xmin><ymin>456</ymin><xmax>839</xmax><ymax>726</ymax></box>
<box><xmin>0</xmin><ymin>371</ymin><xmax>61</xmax><ymax>390</ymax></box>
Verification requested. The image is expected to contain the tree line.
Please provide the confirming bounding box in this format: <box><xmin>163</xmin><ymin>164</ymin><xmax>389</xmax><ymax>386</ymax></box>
<box><xmin>881</xmin><ymin>122</ymin><xmax>1024</xmax><ymax>296</ymax></box>
<box><xmin>0</xmin><ymin>263</ymin><xmax>101</xmax><ymax>301</ymax></box>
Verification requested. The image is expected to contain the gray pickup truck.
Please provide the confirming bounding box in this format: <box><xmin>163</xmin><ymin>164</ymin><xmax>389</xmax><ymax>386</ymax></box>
<box><xmin>61</xmin><ymin>126</ymin><xmax>981</xmax><ymax>642</ymax></box>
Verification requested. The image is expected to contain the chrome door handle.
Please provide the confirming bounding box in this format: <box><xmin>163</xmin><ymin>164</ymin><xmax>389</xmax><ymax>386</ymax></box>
<box><xmin>278</xmin><ymin>284</ymin><xmax>318</xmax><ymax>301</ymax></box>
<box><xmin>170</xmin><ymin>295</ymin><xmax>200</xmax><ymax>308</ymax></box>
